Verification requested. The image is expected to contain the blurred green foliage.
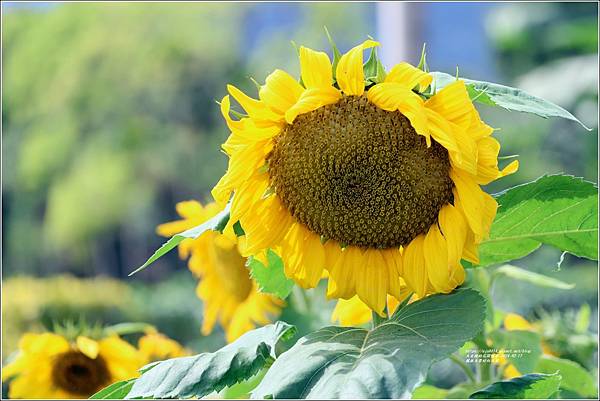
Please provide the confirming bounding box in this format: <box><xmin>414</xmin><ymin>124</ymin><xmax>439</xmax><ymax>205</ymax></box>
<box><xmin>2</xmin><ymin>3</ymin><xmax>372</xmax><ymax>277</ymax></box>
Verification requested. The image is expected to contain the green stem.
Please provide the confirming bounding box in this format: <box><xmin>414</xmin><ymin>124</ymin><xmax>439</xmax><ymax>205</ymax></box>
<box><xmin>449</xmin><ymin>354</ymin><xmax>477</xmax><ymax>384</ymax></box>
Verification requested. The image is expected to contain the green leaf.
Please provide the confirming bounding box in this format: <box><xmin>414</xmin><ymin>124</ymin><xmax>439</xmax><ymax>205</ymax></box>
<box><xmin>324</xmin><ymin>27</ymin><xmax>342</xmax><ymax>80</ymax></box>
<box><xmin>412</xmin><ymin>384</ymin><xmax>448</xmax><ymax>399</ymax></box>
<box><xmin>490</xmin><ymin>330</ymin><xmax>542</xmax><ymax>374</ymax></box>
<box><xmin>252</xmin><ymin>288</ymin><xmax>485</xmax><ymax>399</ymax></box>
<box><xmin>129</xmin><ymin>203</ymin><xmax>231</xmax><ymax>276</ymax></box>
<box><xmin>476</xmin><ymin>175</ymin><xmax>598</xmax><ymax>267</ymax></box>
<box><xmin>536</xmin><ymin>355</ymin><xmax>598</xmax><ymax>397</ymax></box>
<box><xmin>492</xmin><ymin>265</ymin><xmax>574</xmax><ymax>290</ymax></box>
<box><xmin>90</xmin><ymin>379</ymin><xmax>135</xmax><ymax>399</ymax></box>
<box><xmin>469</xmin><ymin>373</ymin><xmax>561</xmax><ymax>399</ymax></box>
<box><xmin>363</xmin><ymin>47</ymin><xmax>386</xmax><ymax>84</ymax></box>
<box><xmin>431</xmin><ymin>71</ymin><xmax>590</xmax><ymax>129</ymax></box>
<box><xmin>248</xmin><ymin>249</ymin><xmax>295</xmax><ymax>299</ymax></box>
<box><xmin>126</xmin><ymin>322</ymin><xmax>296</xmax><ymax>399</ymax></box>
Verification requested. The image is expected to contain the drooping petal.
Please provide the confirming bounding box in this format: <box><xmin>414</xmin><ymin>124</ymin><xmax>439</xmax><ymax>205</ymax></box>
<box><xmin>438</xmin><ymin>203</ymin><xmax>468</xmax><ymax>266</ymax></box>
<box><xmin>425</xmin><ymin>80</ymin><xmax>473</xmax><ymax>130</ymax></box>
<box><xmin>259</xmin><ymin>69</ymin><xmax>304</xmax><ymax>115</ymax></box>
<box><xmin>423</xmin><ymin>224</ymin><xmax>453</xmax><ymax>293</ymax></box>
<box><xmin>327</xmin><ymin>247</ymin><xmax>361</xmax><ymax>299</ymax></box>
<box><xmin>385</xmin><ymin>62</ymin><xmax>432</xmax><ymax>92</ymax></box>
<box><xmin>402</xmin><ymin>234</ymin><xmax>429</xmax><ymax>297</ymax></box>
<box><xmin>367</xmin><ymin>82</ymin><xmax>430</xmax><ymax>144</ymax></box>
<box><xmin>451</xmin><ymin>169</ymin><xmax>485</xmax><ymax>237</ymax></box>
<box><xmin>475</xmin><ymin>136</ymin><xmax>519</xmax><ymax>184</ymax></box>
<box><xmin>285</xmin><ymin>86</ymin><xmax>341</xmax><ymax>124</ymax></box>
<box><xmin>76</xmin><ymin>336</ymin><xmax>99</xmax><ymax>359</ymax></box>
<box><xmin>227</xmin><ymin>84</ymin><xmax>282</xmax><ymax>123</ymax></box>
<box><xmin>336</xmin><ymin>39</ymin><xmax>379</xmax><ymax>96</ymax></box>
<box><xmin>299</xmin><ymin>46</ymin><xmax>334</xmax><ymax>88</ymax></box>
<box><xmin>355</xmin><ymin>249</ymin><xmax>388</xmax><ymax>315</ymax></box>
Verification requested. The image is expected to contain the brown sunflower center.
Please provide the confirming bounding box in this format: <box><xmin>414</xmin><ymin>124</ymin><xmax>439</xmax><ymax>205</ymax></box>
<box><xmin>267</xmin><ymin>95</ymin><xmax>453</xmax><ymax>249</ymax></box>
<box><xmin>213</xmin><ymin>242</ymin><xmax>253</xmax><ymax>301</ymax></box>
<box><xmin>52</xmin><ymin>351</ymin><xmax>110</xmax><ymax>396</ymax></box>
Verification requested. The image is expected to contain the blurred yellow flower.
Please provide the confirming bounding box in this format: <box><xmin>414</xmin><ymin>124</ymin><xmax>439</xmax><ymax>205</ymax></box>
<box><xmin>2</xmin><ymin>332</ymin><xmax>142</xmax><ymax>399</ymax></box>
<box><xmin>138</xmin><ymin>332</ymin><xmax>187</xmax><ymax>363</ymax></box>
<box><xmin>331</xmin><ymin>284</ymin><xmax>413</xmax><ymax>326</ymax></box>
<box><xmin>212</xmin><ymin>39</ymin><xmax>518</xmax><ymax>316</ymax></box>
<box><xmin>157</xmin><ymin>200</ymin><xmax>282</xmax><ymax>342</ymax></box>
<box><xmin>494</xmin><ymin>313</ymin><xmax>555</xmax><ymax>379</ymax></box>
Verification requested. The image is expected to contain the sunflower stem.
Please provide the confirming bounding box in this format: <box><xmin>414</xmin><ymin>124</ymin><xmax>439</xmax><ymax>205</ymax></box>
<box><xmin>449</xmin><ymin>354</ymin><xmax>477</xmax><ymax>384</ymax></box>
<box><xmin>371</xmin><ymin>304</ymin><xmax>388</xmax><ymax>328</ymax></box>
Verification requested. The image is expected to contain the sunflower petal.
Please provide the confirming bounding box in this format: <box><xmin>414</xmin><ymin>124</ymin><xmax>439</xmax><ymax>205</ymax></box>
<box><xmin>385</xmin><ymin>62</ymin><xmax>432</xmax><ymax>91</ymax></box>
<box><xmin>402</xmin><ymin>234</ymin><xmax>429</xmax><ymax>297</ymax></box>
<box><xmin>423</xmin><ymin>224</ymin><xmax>453</xmax><ymax>293</ymax></box>
<box><xmin>259</xmin><ymin>69</ymin><xmax>304</xmax><ymax>115</ymax></box>
<box><xmin>299</xmin><ymin>46</ymin><xmax>333</xmax><ymax>88</ymax></box>
<box><xmin>425</xmin><ymin>80</ymin><xmax>473</xmax><ymax>129</ymax></box>
<box><xmin>76</xmin><ymin>336</ymin><xmax>99</xmax><ymax>359</ymax></box>
<box><xmin>336</xmin><ymin>39</ymin><xmax>379</xmax><ymax>96</ymax></box>
<box><xmin>285</xmin><ymin>86</ymin><xmax>341</xmax><ymax>124</ymax></box>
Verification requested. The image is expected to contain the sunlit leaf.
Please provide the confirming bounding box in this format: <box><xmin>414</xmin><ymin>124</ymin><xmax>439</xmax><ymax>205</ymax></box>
<box><xmin>129</xmin><ymin>203</ymin><xmax>231</xmax><ymax>276</ymax></box>
<box><xmin>90</xmin><ymin>379</ymin><xmax>135</xmax><ymax>399</ymax></box>
<box><xmin>252</xmin><ymin>288</ymin><xmax>485</xmax><ymax>399</ymax></box>
<box><xmin>431</xmin><ymin>72</ymin><xmax>590</xmax><ymax>129</ymax></box>
<box><xmin>125</xmin><ymin>322</ymin><xmax>296</xmax><ymax>399</ymax></box>
<box><xmin>469</xmin><ymin>373</ymin><xmax>561</xmax><ymax>399</ymax></box>
<box><xmin>476</xmin><ymin>175</ymin><xmax>598</xmax><ymax>267</ymax></box>
<box><xmin>536</xmin><ymin>355</ymin><xmax>598</xmax><ymax>397</ymax></box>
<box><xmin>248</xmin><ymin>249</ymin><xmax>295</xmax><ymax>299</ymax></box>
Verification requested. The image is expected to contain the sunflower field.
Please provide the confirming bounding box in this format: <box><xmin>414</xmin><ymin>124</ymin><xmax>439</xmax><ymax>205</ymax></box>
<box><xmin>1</xmin><ymin>2</ymin><xmax>598</xmax><ymax>400</ymax></box>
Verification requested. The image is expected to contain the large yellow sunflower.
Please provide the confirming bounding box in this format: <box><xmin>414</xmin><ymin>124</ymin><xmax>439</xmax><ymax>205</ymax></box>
<box><xmin>2</xmin><ymin>332</ymin><xmax>142</xmax><ymax>399</ymax></box>
<box><xmin>212</xmin><ymin>39</ymin><xmax>518</xmax><ymax>315</ymax></box>
<box><xmin>157</xmin><ymin>200</ymin><xmax>283</xmax><ymax>342</ymax></box>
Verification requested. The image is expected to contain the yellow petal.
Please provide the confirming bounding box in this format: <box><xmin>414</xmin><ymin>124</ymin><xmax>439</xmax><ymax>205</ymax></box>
<box><xmin>336</xmin><ymin>39</ymin><xmax>379</xmax><ymax>96</ymax></box>
<box><xmin>504</xmin><ymin>313</ymin><xmax>534</xmax><ymax>331</ymax></box>
<box><xmin>367</xmin><ymin>82</ymin><xmax>430</xmax><ymax>144</ymax></box>
<box><xmin>423</xmin><ymin>224</ymin><xmax>453</xmax><ymax>293</ymax></box>
<box><xmin>331</xmin><ymin>296</ymin><xmax>372</xmax><ymax>326</ymax></box>
<box><xmin>299</xmin><ymin>46</ymin><xmax>333</xmax><ymax>88</ymax></box>
<box><xmin>402</xmin><ymin>234</ymin><xmax>429</xmax><ymax>297</ymax></box>
<box><xmin>438</xmin><ymin>203</ymin><xmax>468</xmax><ymax>265</ymax></box>
<box><xmin>285</xmin><ymin>86</ymin><xmax>341</xmax><ymax>124</ymax></box>
<box><xmin>481</xmin><ymin>192</ymin><xmax>498</xmax><ymax>240</ymax></box>
<box><xmin>355</xmin><ymin>249</ymin><xmax>387</xmax><ymax>315</ymax></box>
<box><xmin>425</xmin><ymin>80</ymin><xmax>473</xmax><ymax>129</ymax></box>
<box><xmin>259</xmin><ymin>69</ymin><xmax>304</xmax><ymax>115</ymax></box>
<box><xmin>227</xmin><ymin>84</ymin><xmax>282</xmax><ymax>123</ymax></box>
<box><xmin>76</xmin><ymin>336</ymin><xmax>99</xmax><ymax>359</ymax></box>
<box><xmin>451</xmin><ymin>169</ymin><xmax>485</xmax><ymax>237</ymax></box>
<box><xmin>385</xmin><ymin>62</ymin><xmax>432</xmax><ymax>91</ymax></box>
<box><xmin>327</xmin><ymin>247</ymin><xmax>360</xmax><ymax>299</ymax></box>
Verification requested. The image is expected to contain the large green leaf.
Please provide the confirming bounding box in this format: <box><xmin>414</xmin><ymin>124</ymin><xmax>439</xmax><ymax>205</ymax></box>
<box><xmin>490</xmin><ymin>330</ymin><xmax>542</xmax><ymax>374</ymax></box>
<box><xmin>129</xmin><ymin>203</ymin><xmax>231</xmax><ymax>276</ymax></box>
<box><xmin>90</xmin><ymin>379</ymin><xmax>135</xmax><ymax>399</ymax></box>
<box><xmin>125</xmin><ymin>322</ymin><xmax>296</xmax><ymax>399</ymax></box>
<box><xmin>477</xmin><ymin>175</ymin><xmax>598</xmax><ymax>267</ymax></box>
<box><xmin>431</xmin><ymin>72</ymin><xmax>590</xmax><ymax>129</ymax></box>
<box><xmin>469</xmin><ymin>373</ymin><xmax>561</xmax><ymax>399</ymax></box>
<box><xmin>492</xmin><ymin>265</ymin><xmax>574</xmax><ymax>290</ymax></box>
<box><xmin>252</xmin><ymin>288</ymin><xmax>485</xmax><ymax>399</ymax></box>
<box><xmin>248</xmin><ymin>249</ymin><xmax>295</xmax><ymax>299</ymax></box>
<box><xmin>536</xmin><ymin>355</ymin><xmax>598</xmax><ymax>397</ymax></box>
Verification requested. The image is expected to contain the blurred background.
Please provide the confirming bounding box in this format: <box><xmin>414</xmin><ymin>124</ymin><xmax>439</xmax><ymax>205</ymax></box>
<box><xmin>1</xmin><ymin>0</ymin><xmax>598</xmax><ymax>384</ymax></box>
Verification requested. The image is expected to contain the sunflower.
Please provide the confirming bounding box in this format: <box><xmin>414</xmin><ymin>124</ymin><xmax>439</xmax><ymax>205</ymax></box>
<box><xmin>157</xmin><ymin>200</ymin><xmax>283</xmax><ymax>342</ymax></box>
<box><xmin>212</xmin><ymin>39</ymin><xmax>518</xmax><ymax>315</ymax></box>
<box><xmin>1</xmin><ymin>332</ymin><xmax>142</xmax><ymax>399</ymax></box>
<box><xmin>137</xmin><ymin>332</ymin><xmax>187</xmax><ymax>363</ymax></box>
